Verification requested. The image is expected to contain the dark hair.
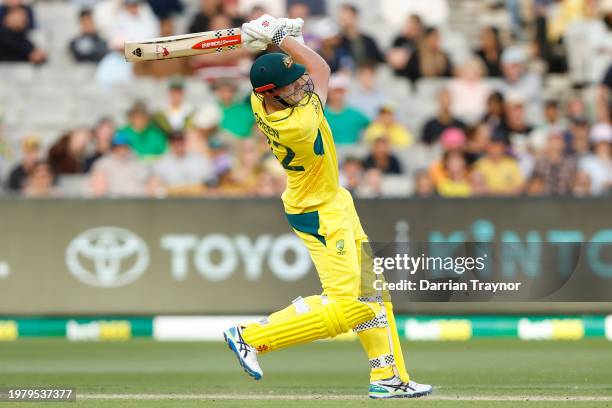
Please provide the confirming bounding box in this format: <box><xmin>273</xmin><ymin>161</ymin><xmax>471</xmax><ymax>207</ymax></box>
<box><xmin>79</xmin><ymin>8</ymin><xmax>93</xmax><ymax>19</ymax></box>
<box><xmin>340</xmin><ymin>3</ymin><xmax>359</xmax><ymax>15</ymax></box>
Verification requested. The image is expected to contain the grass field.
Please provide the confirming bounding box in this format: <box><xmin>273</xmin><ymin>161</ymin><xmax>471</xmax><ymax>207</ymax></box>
<box><xmin>1</xmin><ymin>339</ymin><xmax>611</xmax><ymax>407</ymax></box>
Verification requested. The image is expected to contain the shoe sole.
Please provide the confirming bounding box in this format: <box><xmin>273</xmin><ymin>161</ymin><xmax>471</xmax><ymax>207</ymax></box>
<box><xmin>369</xmin><ymin>388</ymin><xmax>433</xmax><ymax>399</ymax></box>
<box><xmin>223</xmin><ymin>331</ymin><xmax>262</xmax><ymax>381</ymax></box>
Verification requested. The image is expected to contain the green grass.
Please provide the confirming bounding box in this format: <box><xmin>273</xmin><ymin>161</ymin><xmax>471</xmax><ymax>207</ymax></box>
<box><xmin>0</xmin><ymin>339</ymin><xmax>611</xmax><ymax>407</ymax></box>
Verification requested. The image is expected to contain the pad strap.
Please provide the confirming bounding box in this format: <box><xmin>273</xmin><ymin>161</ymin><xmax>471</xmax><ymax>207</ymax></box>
<box><xmin>353</xmin><ymin>311</ymin><xmax>388</xmax><ymax>332</ymax></box>
<box><xmin>358</xmin><ymin>295</ymin><xmax>384</xmax><ymax>303</ymax></box>
<box><xmin>369</xmin><ymin>354</ymin><xmax>395</xmax><ymax>369</ymax></box>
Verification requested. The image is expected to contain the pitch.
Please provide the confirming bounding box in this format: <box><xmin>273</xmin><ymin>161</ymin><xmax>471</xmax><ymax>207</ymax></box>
<box><xmin>1</xmin><ymin>339</ymin><xmax>611</xmax><ymax>407</ymax></box>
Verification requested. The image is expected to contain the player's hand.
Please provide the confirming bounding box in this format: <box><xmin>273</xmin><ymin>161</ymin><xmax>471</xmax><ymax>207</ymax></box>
<box><xmin>279</xmin><ymin>18</ymin><xmax>304</xmax><ymax>44</ymax></box>
<box><xmin>241</xmin><ymin>29</ymin><xmax>268</xmax><ymax>51</ymax></box>
<box><xmin>242</xmin><ymin>14</ymin><xmax>286</xmax><ymax>46</ymax></box>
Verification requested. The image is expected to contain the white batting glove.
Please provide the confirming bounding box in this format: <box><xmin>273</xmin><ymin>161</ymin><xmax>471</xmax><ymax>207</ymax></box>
<box><xmin>278</xmin><ymin>18</ymin><xmax>304</xmax><ymax>44</ymax></box>
<box><xmin>241</xmin><ymin>29</ymin><xmax>268</xmax><ymax>51</ymax></box>
<box><xmin>241</xmin><ymin>14</ymin><xmax>288</xmax><ymax>47</ymax></box>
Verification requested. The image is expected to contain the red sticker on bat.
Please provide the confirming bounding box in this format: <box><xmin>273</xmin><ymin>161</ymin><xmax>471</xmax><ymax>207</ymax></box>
<box><xmin>192</xmin><ymin>35</ymin><xmax>242</xmax><ymax>50</ymax></box>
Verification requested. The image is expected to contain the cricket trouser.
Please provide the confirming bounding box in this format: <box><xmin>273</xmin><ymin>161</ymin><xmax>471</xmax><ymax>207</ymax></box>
<box><xmin>241</xmin><ymin>188</ymin><xmax>410</xmax><ymax>382</ymax></box>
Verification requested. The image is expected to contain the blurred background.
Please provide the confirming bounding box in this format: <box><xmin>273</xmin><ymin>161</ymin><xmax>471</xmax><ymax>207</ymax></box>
<box><xmin>0</xmin><ymin>0</ymin><xmax>611</xmax><ymax>342</ymax></box>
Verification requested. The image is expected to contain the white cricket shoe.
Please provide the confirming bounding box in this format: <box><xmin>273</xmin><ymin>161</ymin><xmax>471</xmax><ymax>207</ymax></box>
<box><xmin>223</xmin><ymin>326</ymin><xmax>263</xmax><ymax>380</ymax></box>
<box><xmin>369</xmin><ymin>376</ymin><xmax>433</xmax><ymax>399</ymax></box>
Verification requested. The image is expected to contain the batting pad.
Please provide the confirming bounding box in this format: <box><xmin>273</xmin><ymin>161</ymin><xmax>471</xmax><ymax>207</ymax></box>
<box><xmin>242</xmin><ymin>300</ymin><xmax>376</xmax><ymax>353</ymax></box>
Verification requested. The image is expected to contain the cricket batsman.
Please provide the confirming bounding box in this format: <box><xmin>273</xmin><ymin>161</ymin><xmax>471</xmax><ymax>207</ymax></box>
<box><xmin>223</xmin><ymin>14</ymin><xmax>433</xmax><ymax>399</ymax></box>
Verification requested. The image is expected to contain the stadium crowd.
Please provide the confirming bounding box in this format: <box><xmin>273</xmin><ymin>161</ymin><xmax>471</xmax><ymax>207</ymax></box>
<box><xmin>0</xmin><ymin>0</ymin><xmax>611</xmax><ymax>198</ymax></box>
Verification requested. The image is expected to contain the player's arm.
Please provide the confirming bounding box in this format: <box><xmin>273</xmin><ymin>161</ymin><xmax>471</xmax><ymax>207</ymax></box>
<box><xmin>279</xmin><ymin>36</ymin><xmax>331</xmax><ymax>105</ymax></box>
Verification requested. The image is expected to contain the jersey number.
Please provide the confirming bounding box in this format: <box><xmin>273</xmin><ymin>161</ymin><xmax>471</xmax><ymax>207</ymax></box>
<box><xmin>272</xmin><ymin>140</ymin><xmax>305</xmax><ymax>171</ymax></box>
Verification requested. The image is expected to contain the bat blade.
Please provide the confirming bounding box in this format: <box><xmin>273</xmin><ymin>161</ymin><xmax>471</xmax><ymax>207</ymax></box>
<box><xmin>124</xmin><ymin>28</ymin><xmax>242</xmax><ymax>62</ymax></box>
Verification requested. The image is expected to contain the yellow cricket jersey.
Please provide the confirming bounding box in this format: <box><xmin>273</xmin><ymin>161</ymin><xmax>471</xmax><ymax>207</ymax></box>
<box><xmin>251</xmin><ymin>92</ymin><xmax>339</xmax><ymax>213</ymax></box>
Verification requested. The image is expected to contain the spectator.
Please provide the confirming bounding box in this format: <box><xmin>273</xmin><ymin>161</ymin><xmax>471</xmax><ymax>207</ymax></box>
<box><xmin>524</xmin><ymin>173</ymin><xmax>546</xmax><ymax>196</ymax></box>
<box><xmin>566</xmin><ymin>117</ymin><xmax>590</xmax><ymax>158</ymax></box>
<box><xmin>464</xmin><ymin>123</ymin><xmax>491</xmax><ymax>165</ymax></box>
<box><xmin>230</xmin><ymin>138</ymin><xmax>263</xmax><ymax>193</ymax></box>
<box><xmin>429</xmin><ymin>127</ymin><xmax>467</xmax><ymax>184</ymax></box>
<box><xmin>387</xmin><ymin>14</ymin><xmax>424</xmax><ymax>78</ymax></box>
<box><xmin>146</xmin><ymin>0</ymin><xmax>183</xmax><ymax>20</ymax></box>
<box><xmin>187</xmin><ymin>103</ymin><xmax>221</xmax><ymax>156</ymax></box>
<box><xmin>189</xmin><ymin>0</ymin><xmax>243</xmax><ymax>33</ymax></box>
<box><xmin>571</xmin><ymin>170</ymin><xmax>592</xmax><ymax>197</ymax></box>
<box><xmin>0</xmin><ymin>0</ymin><xmax>35</xmax><ymax>32</ymax></box>
<box><xmin>481</xmin><ymin>91</ymin><xmax>506</xmax><ymax>129</ymax></box>
<box><xmin>436</xmin><ymin>150</ymin><xmax>471</xmax><ymax>198</ymax></box>
<box><xmin>48</xmin><ymin>128</ymin><xmax>92</xmax><ymax>175</ymax></box>
<box><xmin>448</xmin><ymin>58</ymin><xmax>491</xmax><ymax>124</ymax></box>
<box><xmin>356</xmin><ymin>168</ymin><xmax>383</xmax><ymax>198</ymax></box>
<box><xmin>0</xmin><ymin>6</ymin><xmax>45</xmax><ymax>63</ymax></box>
<box><xmin>498</xmin><ymin>46</ymin><xmax>542</xmax><ymax>123</ymax></box>
<box><xmin>475</xmin><ymin>26</ymin><xmax>503</xmax><ymax>77</ymax></box>
<box><xmin>531</xmin><ymin>130</ymin><xmax>578</xmax><ymax>195</ymax></box>
<box><xmin>474</xmin><ymin>132</ymin><xmax>524</xmax><ymax>195</ymax></box>
<box><xmin>337</xmin><ymin>4</ymin><xmax>384</xmax><ymax>67</ymax></box>
<box><xmin>324</xmin><ymin>74</ymin><xmax>370</xmax><ymax>145</ymax></box>
<box><xmin>312</xmin><ymin>18</ymin><xmax>352</xmax><ymax>73</ymax></box>
<box><xmin>69</xmin><ymin>8</ymin><xmax>108</xmax><ymax>63</ymax></box>
<box><xmin>498</xmin><ymin>92</ymin><xmax>533</xmax><ymax>149</ymax></box>
<box><xmin>421</xmin><ymin>88</ymin><xmax>465</xmax><ymax>145</ymax></box>
<box><xmin>90</xmin><ymin>132</ymin><xmax>151</xmax><ymax>197</ymax></box>
<box><xmin>84</xmin><ymin>117</ymin><xmax>115</xmax><ymax>172</ymax></box>
<box><xmin>340</xmin><ymin>156</ymin><xmax>364</xmax><ymax>196</ymax></box>
<box><xmin>413</xmin><ymin>169</ymin><xmax>436</xmax><ymax>197</ymax></box>
<box><xmin>213</xmin><ymin>79</ymin><xmax>255</xmax><ymax>140</ymax></box>
<box><xmin>152</xmin><ymin>131</ymin><xmax>213</xmax><ymax>196</ymax></box>
<box><xmin>578</xmin><ymin>123</ymin><xmax>612</xmax><ymax>195</ymax></box>
<box><xmin>528</xmin><ymin>100</ymin><xmax>564</xmax><ymax>153</ymax></box>
<box><xmin>287</xmin><ymin>0</ymin><xmax>325</xmax><ymax>16</ymax></box>
<box><xmin>401</xmin><ymin>27</ymin><xmax>453</xmax><ymax>83</ymax></box>
<box><xmin>6</xmin><ymin>135</ymin><xmax>40</xmax><ymax>192</ymax></box>
<box><xmin>119</xmin><ymin>102</ymin><xmax>168</xmax><ymax>160</ymax></box>
<box><xmin>363</xmin><ymin>104</ymin><xmax>413</xmax><ymax>148</ymax></box>
<box><xmin>362</xmin><ymin>136</ymin><xmax>402</xmax><ymax>175</ymax></box>
<box><xmin>347</xmin><ymin>62</ymin><xmax>388</xmax><ymax>119</ymax></box>
<box><xmin>106</xmin><ymin>0</ymin><xmax>159</xmax><ymax>45</ymax></box>
<box><xmin>22</xmin><ymin>161</ymin><xmax>57</xmax><ymax>198</ymax></box>
<box><xmin>152</xmin><ymin>77</ymin><xmax>194</xmax><ymax>136</ymax></box>
<box><xmin>598</xmin><ymin>63</ymin><xmax>612</xmax><ymax>123</ymax></box>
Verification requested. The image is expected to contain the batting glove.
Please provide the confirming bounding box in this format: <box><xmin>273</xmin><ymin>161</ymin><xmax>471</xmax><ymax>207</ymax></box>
<box><xmin>242</xmin><ymin>14</ymin><xmax>288</xmax><ymax>47</ymax></box>
<box><xmin>279</xmin><ymin>18</ymin><xmax>304</xmax><ymax>44</ymax></box>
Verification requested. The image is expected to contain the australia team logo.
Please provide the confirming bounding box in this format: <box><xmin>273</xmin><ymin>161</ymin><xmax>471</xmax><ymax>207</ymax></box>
<box><xmin>283</xmin><ymin>55</ymin><xmax>294</xmax><ymax>68</ymax></box>
<box><xmin>66</xmin><ymin>227</ymin><xmax>149</xmax><ymax>288</ymax></box>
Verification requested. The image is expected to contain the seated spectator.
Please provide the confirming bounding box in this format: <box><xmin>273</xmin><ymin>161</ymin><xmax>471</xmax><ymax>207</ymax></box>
<box><xmin>212</xmin><ymin>79</ymin><xmax>254</xmax><ymax>140</ymax></box>
<box><xmin>464</xmin><ymin>123</ymin><xmax>491</xmax><ymax>165</ymax></box>
<box><xmin>578</xmin><ymin>123</ymin><xmax>612</xmax><ymax>195</ymax></box>
<box><xmin>363</xmin><ymin>104</ymin><xmax>413</xmax><ymax>148</ymax></box>
<box><xmin>152</xmin><ymin>77</ymin><xmax>194</xmax><ymax>135</ymax></box>
<box><xmin>90</xmin><ymin>132</ymin><xmax>151</xmax><ymax>197</ymax></box>
<box><xmin>189</xmin><ymin>0</ymin><xmax>243</xmax><ymax>33</ymax></box>
<box><xmin>572</xmin><ymin>170</ymin><xmax>592</xmax><ymax>197</ymax></box>
<box><xmin>347</xmin><ymin>62</ymin><xmax>388</xmax><ymax>119</ymax></box>
<box><xmin>152</xmin><ymin>131</ymin><xmax>213</xmax><ymax>196</ymax></box>
<box><xmin>381</xmin><ymin>0</ymin><xmax>449</xmax><ymax>27</ymax></box>
<box><xmin>498</xmin><ymin>47</ymin><xmax>542</xmax><ymax>123</ymax></box>
<box><xmin>0</xmin><ymin>6</ymin><xmax>45</xmax><ymax>63</ymax></box>
<box><xmin>448</xmin><ymin>58</ymin><xmax>491</xmax><ymax>124</ymax></box>
<box><xmin>524</xmin><ymin>173</ymin><xmax>546</xmax><ymax>197</ymax></box>
<box><xmin>421</xmin><ymin>88</ymin><xmax>465</xmax><ymax>145</ymax></box>
<box><xmin>363</xmin><ymin>136</ymin><xmax>402</xmax><ymax>175</ymax></box>
<box><xmin>337</xmin><ymin>4</ymin><xmax>384</xmax><ymax>67</ymax></box>
<box><xmin>340</xmin><ymin>156</ymin><xmax>364</xmax><ymax>196</ymax></box>
<box><xmin>0</xmin><ymin>0</ymin><xmax>35</xmax><ymax>32</ymax></box>
<box><xmin>498</xmin><ymin>92</ymin><xmax>533</xmax><ymax>150</ymax></box>
<box><xmin>387</xmin><ymin>14</ymin><xmax>424</xmax><ymax>78</ymax></box>
<box><xmin>413</xmin><ymin>169</ymin><xmax>436</xmax><ymax>197</ymax></box>
<box><xmin>528</xmin><ymin>100</ymin><xmax>564</xmax><ymax>153</ymax></box>
<box><xmin>531</xmin><ymin>130</ymin><xmax>577</xmax><ymax>195</ymax></box>
<box><xmin>429</xmin><ymin>127</ymin><xmax>467</xmax><ymax>184</ymax></box>
<box><xmin>324</xmin><ymin>74</ymin><xmax>370</xmax><ymax>145</ymax></box>
<box><xmin>22</xmin><ymin>161</ymin><xmax>57</xmax><ymax>198</ymax></box>
<box><xmin>401</xmin><ymin>27</ymin><xmax>453</xmax><ymax>83</ymax></box>
<box><xmin>119</xmin><ymin>102</ymin><xmax>168</xmax><ymax>160</ymax></box>
<box><xmin>187</xmin><ymin>103</ymin><xmax>221</xmax><ymax>156</ymax></box>
<box><xmin>85</xmin><ymin>117</ymin><xmax>115</xmax><ymax>172</ymax></box>
<box><xmin>356</xmin><ymin>168</ymin><xmax>383</xmax><ymax>198</ymax></box>
<box><xmin>229</xmin><ymin>138</ymin><xmax>263</xmax><ymax>194</ymax></box>
<box><xmin>6</xmin><ymin>135</ymin><xmax>40</xmax><ymax>192</ymax></box>
<box><xmin>566</xmin><ymin>117</ymin><xmax>591</xmax><ymax>158</ymax></box>
<box><xmin>481</xmin><ymin>91</ymin><xmax>506</xmax><ymax>129</ymax></box>
<box><xmin>475</xmin><ymin>26</ymin><xmax>503</xmax><ymax>77</ymax></box>
<box><xmin>312</xmin><ymin>18</ymin><xmax>352</xmax><ymax>73</ymax></box>
<box><xmin>146</xmin><ymin>0</ymin><xmax>183</xmax><ymax>20</ymax></box>
<box><xmin>69</xmin><ymin>8</ymin><xmax>108</xmax><ymax>63</ymax></box>
<box><xmin>598</xmin><ymin>63</ymin><xmax>612</xmax><ymax>123</ymax></box>
<box><xmin>474</xmin><ymin>132</ymin><xmax>524</xmax><ymax>196</ymax></box>
<box><xmin>48</xmin><ymin>128</ymin><xmax>92</xmax><ymax>175</ymax></box>
<box><xmin>106</xmin><ymin>0</ymin><xmax>159</xmax><ymax>44</ymax></box>
<box><xmin>436</xmin><ymin>150</ymin><xmax>471</xmax><ymax>198</ymax></box>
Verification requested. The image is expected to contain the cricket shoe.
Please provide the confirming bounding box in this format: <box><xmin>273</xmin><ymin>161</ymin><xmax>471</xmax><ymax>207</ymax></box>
<box><xmin>223</xmin><ymin>326</ymin><xmax>263</xmax><ymax>380</ymax></box>
<box><xmin>368</xmin><ymin>376</ymin><xmax>433</xmax><ymax>399</ymax></box>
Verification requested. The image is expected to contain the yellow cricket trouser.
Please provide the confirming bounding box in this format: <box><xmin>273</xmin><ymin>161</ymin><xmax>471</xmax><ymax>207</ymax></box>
<box><xmin>242</xmin><ymin>188</ymin><xmax>410</xmax><ymax>382</ymax></box>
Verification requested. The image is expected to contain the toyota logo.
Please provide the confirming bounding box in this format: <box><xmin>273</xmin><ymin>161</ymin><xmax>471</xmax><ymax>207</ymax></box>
<box><xmin>66</xmin><ymin>227</ymin><xmax>149</xmax><ymax>288</ymax></box>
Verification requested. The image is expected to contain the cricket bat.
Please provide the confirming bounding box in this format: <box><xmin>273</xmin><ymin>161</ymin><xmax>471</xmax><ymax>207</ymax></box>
<box><xmin>124</xmin><ymin>28</ymin><xmax>242</xmax><ymax>62</ymax></box>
